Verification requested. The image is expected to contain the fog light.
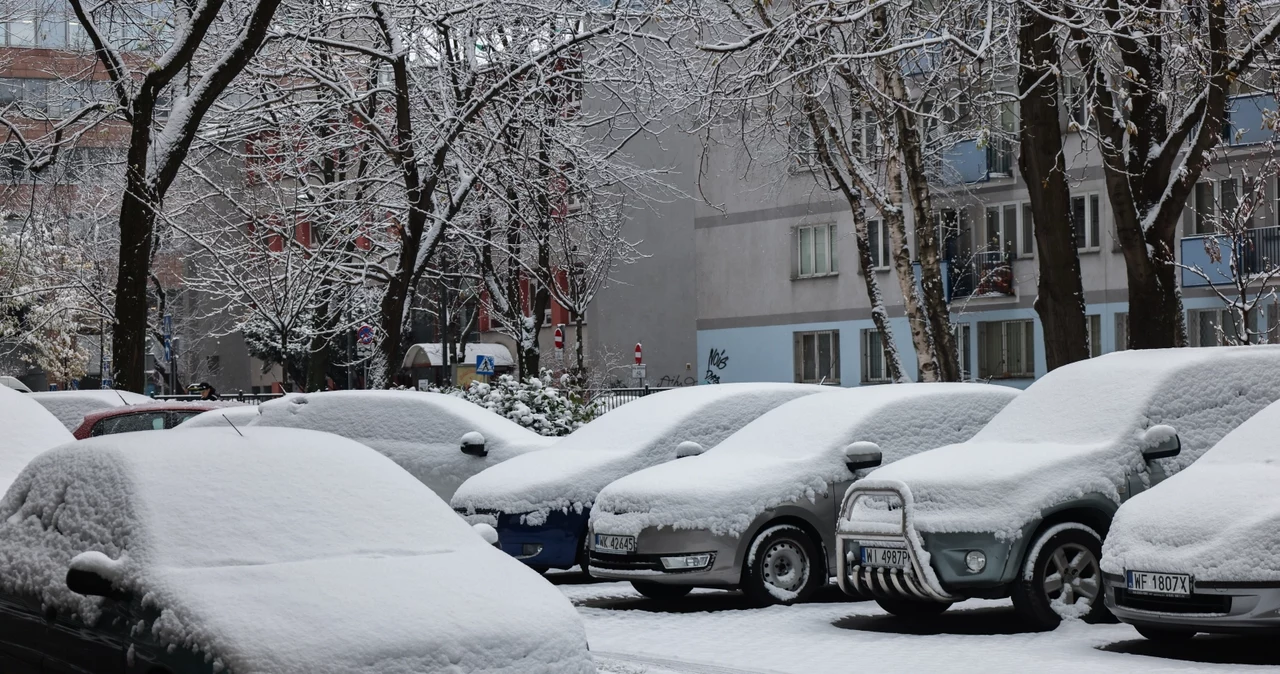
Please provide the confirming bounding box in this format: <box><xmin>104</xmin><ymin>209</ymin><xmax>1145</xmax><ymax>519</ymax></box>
<box><xmin>660</xmin><ymin>554</ymin><xmax>712</xmax><ymax>570</ymax></box>
<box><xmin>518</xmin><ymin>543</ymin><xmax>543</xmax><ymax>559</ymax></box>
<box><xmin>965</xmin><ymin>550</ymin><xmax>987</xmax><ymax>573</ymax></box>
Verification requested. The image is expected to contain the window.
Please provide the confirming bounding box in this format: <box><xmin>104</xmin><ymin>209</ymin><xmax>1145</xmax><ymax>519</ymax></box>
<box><xmin>1115</xmin><ymin>313</ymin><xmax>1129</xmax><ymax>351</ymax></box>
<box><xmin>1020</xmin><ymin>202</ymin><xmax>1034</xmax><ymax>257</ymax></box>
<box><xmin>1194</xmin><ymin>178</ymin><xmax>1244</xmax><ymax>235</ymax></box>
<box><xmin>794</xmin><ymin>330</ymin><xmax>840</xmax><ymax>384</ymax></box>
<box><xmin>862</xmin><ymin>329</ymin><xmax>891</xmax><ymax>383</ymax></box>
<box><xmin>978</xmin><ymin>319</ymin><xmax>1036</xmax><ymax>378</ymax></box>
<box><xmin>1086</xmin><ymin>314</ymin><xmax>1102</xmax><ymax>357</ymax></box>
<box><xmin>866</xmin><ymin>220</ymin><xmax>890</xmax><ymax>270</ymax></box>
<box><xmin>795</xmin><ymin>224</ymin><xmax>837</xmax><ymax>278</ymax></box>
<box><xmin>984</xmin><ymin>203</ymin><xmax>1021</xmax><ymax>257</ymax></box>
<box><xmin>1064</xmin><ymin>75</ymin><xmax>1088</xmax><ymax>130</ymax></box>
<box><xmin>1071</xmin><ymin>194</ymin><xmax>1102</xmax><ymax>250</ymax></box>
<box><xmin>789</xmin><ymin>120</ymin><xmax>819</xmax><ymax>172</ymax></box>
<box><xmin>855</xmin><ymin>110</ymin><xmax>879</xmax><ymax>159</ymax></box>
<box><xmin>1188</xmin><ymin>307</ymin><xmax>1255</xmax><ymax>346</ymax></box>
<box><xmin>7</xmin><ymin>16</ymin><xmax>35</xmax><ymax>47</ymax></box>
<box><xmin>954</xmin><ymin>323</ymin><xmax>972</xmax><ymax>380</ymax></box>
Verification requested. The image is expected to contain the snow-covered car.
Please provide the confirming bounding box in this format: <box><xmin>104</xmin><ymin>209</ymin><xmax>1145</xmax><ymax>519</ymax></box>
<box><xmin>452</xmin><ymin>383</ymin><xmax>831</xmax><ymax>572</ymax></box>
<box><xmin>176</xmin><ymin>403</ymin><xmax>264</xmax><ymax>429</ymax></box>
<box><xmin>1101</xmin><ymin>397</ymin><xmax>1280</xmax><ymax>641</ymax></box>
<box><xmin>836</xmin><ymin>346</ymin><xmax>1280</xmax><ymax>630</ymax></box>
<box><xmin>72</xmin><ymin>400</ymin><xmax>247</xmax><ymax>439</ymax></box>
<box><xmin>253</xmin><ymin>390</ymin><xmax>555</xmax><ymax>500</ymax></box>
<box><xmin>0</xmin><ymin>427</ymin><xmax>593</xmax><ymax>674</ymax></box>
<box><xmin>28</xmin><ymin>389</ymin><xmax>153</xmax><ymax>431</ymax></box>
<box><xmin>0</xmin><ymin>376</ymin><xmax>31</xmax><ymax>393</ymax></box>
<box><xmin>588</xmin><ymin>383</ymin><xmax>1018</xmax><ymax>604</ymax></box>
<box><xmin>0</xmin><ymin>385</ymin><xmax>73</xmax><ymax>492</ymax></box>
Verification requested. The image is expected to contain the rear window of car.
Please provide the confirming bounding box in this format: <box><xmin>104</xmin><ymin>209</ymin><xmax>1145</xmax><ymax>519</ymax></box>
<box><xmin>91</xmin><ymin>412</ymin><xmax>167</xmax><ymax>437</ymax></box>
<box><xmin>168</xmin><ymin>411</ymin><xmax>203</xmax><ymax>427</ymax></box>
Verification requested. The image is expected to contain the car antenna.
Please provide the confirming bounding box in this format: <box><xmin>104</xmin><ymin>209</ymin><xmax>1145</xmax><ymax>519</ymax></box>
<box><xmin>222</xmin><ymin>414</ymin><xmax>244</xmax><ymax>437</ymax></box>
<box><xmin>111</xmin><ymin>389</ymin><xmax>130</xmax><ymax>406</ymax></box>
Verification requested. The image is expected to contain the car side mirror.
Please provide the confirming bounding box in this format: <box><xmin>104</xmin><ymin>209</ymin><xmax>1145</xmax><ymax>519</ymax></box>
<box><xmin>472</xmin><ymin>523</ymin><xmax>500</xmax><ymax>547</ymax></box>
<box><xmin>66</xmin><ymin>553</ymin><xmax>129</xmax><ymax>601</ymax></box>
<box><xmin>1141</xmin><ymin>425</ymin><xmax>1181</xmax><ymax>461</ymax></box>
<box><xmin>845</xmin><ymin>441</ymin><xmax>883</xmax><ymax>473</ymax></box>
<box><xmin>461</xmin><ymin>431</ymin><xmax>487</xmax><ymax>457</ymax></box>
<box><xmin>676</xmin><ymin>441</ymin><xmax>705</xmax><ymax>458</ymax></box>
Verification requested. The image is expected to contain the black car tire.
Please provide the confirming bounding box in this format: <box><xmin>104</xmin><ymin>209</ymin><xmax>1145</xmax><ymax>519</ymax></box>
<box><xmin>874</xmin><ymin>597</ymin><xmax>953</xmax><ymax>617</ymax></box>
<box><xmin>631</xmin><ymin>581</ymin><xmax>693</xmax><ymax>600</ymax></box>
<box><xmin>742</xmin><ymin>524</ymin><xmax>825</xmax><ymax>606</ymax></box>
<box><xmin>1012</xmin><ymin>525</ymin><xmax>1109</xmax><ymax>631</ymax></box>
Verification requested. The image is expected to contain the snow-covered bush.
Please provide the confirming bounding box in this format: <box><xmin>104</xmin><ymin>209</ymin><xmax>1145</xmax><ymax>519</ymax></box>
<box><xmin>435</xmin><ymin>370</ymin><xmax>590</xmax><ymax>437</ymax></box>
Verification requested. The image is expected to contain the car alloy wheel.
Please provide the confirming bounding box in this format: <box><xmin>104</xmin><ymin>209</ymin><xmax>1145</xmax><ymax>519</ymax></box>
<box><xmin>1011</xmin><ymin>523</ymin><xmax>1110</xmax><ymax>630</ymax></box>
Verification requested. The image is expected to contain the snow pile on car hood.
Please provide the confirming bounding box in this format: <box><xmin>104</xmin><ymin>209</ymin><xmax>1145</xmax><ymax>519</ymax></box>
<box><xmin>854</xmin><ymin>347</ymin><xmax>1280</xmax><ymax>538</ymax></box>
<box><xmin>28</xmin><ymin>390</ymin><xmax>153</xmax><ymax>430</ymax></box>
<box><xmin>255</xmin><ymin>390</ymin><xmax>554</xmax><ymax>500</ymax></box>
<box><xmin>0</xmin><ymin>427</ymin><xmax>592</xmax><ymax>674</ymax></box>
<box><xmin>1103</xmin><ymin>398</ymin><xmax>1280</xmax><ymax>582</ymax></box>
<box><xmin>176</xmin><ymin>404</ymin><xmax>263</xmax><ymax>429</ymax></box>
<box><xmin>451</xmin><ymin>383</ymin><xmax>830</xmax><ymax>519</ymax></box>
<box><xmin>592</xmin><ymin>384</ymin><xmax>1017</xmax><ymax>538</ymax></box>
<box><xmin>0</xmin><ymin>385</ymin><xmax>74</xmax><ymax>491</ymax></box>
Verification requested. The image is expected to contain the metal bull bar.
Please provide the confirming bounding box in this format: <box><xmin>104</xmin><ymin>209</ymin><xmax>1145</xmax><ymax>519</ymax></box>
<box><xmin>836</xmin><ymin>485</ymin><xmax>954</xmax><ymax>603</ymax></box>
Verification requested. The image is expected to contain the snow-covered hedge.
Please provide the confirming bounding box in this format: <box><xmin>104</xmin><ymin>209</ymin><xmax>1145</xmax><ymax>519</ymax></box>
<box><xmin>435</xmin><ymin>370</ymin><xmax>590</xmax><ymax>437</ymax></box>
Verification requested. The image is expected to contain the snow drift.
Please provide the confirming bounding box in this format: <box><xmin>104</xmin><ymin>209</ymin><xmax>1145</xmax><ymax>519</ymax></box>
<box><xmin>591</xmin><ymin>384</ymin><xmax>1018</xmax><ymax>538</ymax></box>
<box><xmin>1102</xmin><ymin>396</ymin><xmax>1280</xmax><ymax>582</ymax></box>
<box><xmin>254</xmin><ymin>390</ymin><xmax>554</xmax><ymax>500</ymax></box>
<box><xmin>855</xmin><ymin>346</ymin><xmax>1280</xmax><ymax>538</ymax></box>
<box><xmin>0</xmin><ymin>385</ymin><xmax>74</xmax><ymax>491</ymax></box>
<box><xmin>0</xmin><ymin>427</ymin><xmax>593</xmax><ymax>673</ymax></box>
<box><xmin>451</xmin><ymin>383</ymin><xmax>830</xmax><ymax>520</ymax></box>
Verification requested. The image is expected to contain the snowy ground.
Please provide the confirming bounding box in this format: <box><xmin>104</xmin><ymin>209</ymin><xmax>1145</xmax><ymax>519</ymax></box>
<box><xmin>543</xmin><ymin>573</ymin><xmax>1280</xmax><ymax>673</ymax></box>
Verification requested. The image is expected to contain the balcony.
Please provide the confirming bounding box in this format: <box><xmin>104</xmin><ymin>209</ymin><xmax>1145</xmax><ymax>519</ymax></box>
<box><xmin>940</xmin><ymin>139</ymin><xmax>1015</xmax><ymax>185</ymax></box>
<box><xmin>913</xmin><ymin>251</ymin><xmax>1015</xmax><ymax>302</ymax></box>
<box><xmin>1181</xmin><ymin>226</ymin><xmax>1280</xmax><ymax>287</ymax></box>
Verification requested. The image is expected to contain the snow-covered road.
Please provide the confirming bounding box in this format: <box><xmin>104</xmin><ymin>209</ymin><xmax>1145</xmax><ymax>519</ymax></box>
<box><xmin>553</xmin><ymin>577</ymin><xmax>1280</xmax><ymax>673</ymax></box>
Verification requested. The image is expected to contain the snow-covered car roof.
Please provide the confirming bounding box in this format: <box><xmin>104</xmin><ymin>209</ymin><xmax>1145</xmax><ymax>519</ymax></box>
<box><xmin>1102</xmin><ymin>397</ymin><xmax>1280</xmax><ymax>583</ymax></box>
<box><xmin>592</xmin><ymin>383</ymin><xmax>1018</xmax><ymax>538</ymax></box>
<box><xmin>0</xmin><ymin>376</ymin><xmax>31</xmax><ymax>393</ymax></box>
<box><xmin>0</xmin><ymin>427</ymin><xmax>593</xmax><ymax>674</ymax></box>
<box><xmin>451</xmin><ymin>383</ymin><xmax>831</xmax><ymax>518</ymax></box>
<box><xmin>860</xmin><ymin>346</ymin><xmax>1280</xmax><ymax>537</ymax></box>
<box><xmin>0</xmin><ymin>385</ymin><xmax>73</xmax><ymax>492</ymax></box>
<box><xmin>254</xmin><ymin>390</ymin><xmax>555</xmax><ymax>500</ymax></box>
<box><xmin>28</xmin><ymin>390</ymin><xmax>153</xmax><ymax>430</ymax></box>
<box><xmin>176</xmin><ymin>404</ymin><xmax>264</xmax><ymax>429</ymax></box>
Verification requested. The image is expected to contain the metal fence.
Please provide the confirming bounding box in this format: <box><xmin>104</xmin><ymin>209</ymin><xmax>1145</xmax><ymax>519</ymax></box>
<box><xmin>1243</xmin><ymin>226</ymin><xmax>1280</xmax><ymax>276</ymax></box>
<box><xmin>586</xmin><ymin>386</ymin><xmax>674</xmax><ymax>413</ymax></box>
<box><xmin>949</xmin><ymin>251</ymin><xmax>1014</xmax><ymax>301</ymax></box>
<box><xmin>153</xmin><ymin>393</ymin><xmax>284</xmax><ymax>405</ymax></box>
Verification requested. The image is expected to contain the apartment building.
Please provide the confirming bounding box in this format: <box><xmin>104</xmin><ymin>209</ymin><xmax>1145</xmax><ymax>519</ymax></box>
<box><xmin>693</xmin><ymin>94</ymin><xmax>1280</xmax><ymax>388</ymax></box>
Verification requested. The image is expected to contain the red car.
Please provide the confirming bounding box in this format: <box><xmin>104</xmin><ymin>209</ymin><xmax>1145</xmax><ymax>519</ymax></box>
<box><xmin>72</xmin><ymin>402</ymin><xmax>246</xmax><ymax>440</ymax></box>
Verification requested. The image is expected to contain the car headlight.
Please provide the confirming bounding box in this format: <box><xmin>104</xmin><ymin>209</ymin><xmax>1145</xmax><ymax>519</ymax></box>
<box><xmin>964</xmin><ymin>550</ymin><xmax>987</xmax><ymax>573</ymax></box>
<box><xmin>660</xmin><ymin>554</ymin><xmax>713</xmax><ymax>570</ymax></box>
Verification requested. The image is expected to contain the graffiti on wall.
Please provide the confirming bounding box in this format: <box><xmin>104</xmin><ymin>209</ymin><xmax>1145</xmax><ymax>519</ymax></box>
<box><xmin>704</xmin><ymin>347</ymin><xmax>729</xmax><ymax>384</ymax></box>
<box><xmin>658</xmin><ymin>375</ymin><xmax>697</xmax><ymax>387</ymax></box>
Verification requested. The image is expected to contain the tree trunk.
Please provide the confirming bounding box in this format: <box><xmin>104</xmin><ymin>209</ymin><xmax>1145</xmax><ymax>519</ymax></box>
<box><xmin>111</xmin><ymin>159</ymin><xmax>158</xmax><ymax>392</ymax></box>
<box><xmin>1018</xmin><ymin>4</ymin><xmax>1089</xmax><ymax>370</ymax></box>
<box><xmin>882</xmin><ymin>151</ymin><xmax>937</xmax><ymax>382</ymax></box>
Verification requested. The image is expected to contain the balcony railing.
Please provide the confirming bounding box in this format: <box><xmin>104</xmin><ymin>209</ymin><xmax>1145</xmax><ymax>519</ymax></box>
<box><xmin>949</xmin><ymin>251</ymin><xmax>1014</xmax><ymax>301</ymax></box>
<box><xmin>1181</xmin><ymin>226</ymin><xmax>1280</xmax><ymax>287</ymax></box>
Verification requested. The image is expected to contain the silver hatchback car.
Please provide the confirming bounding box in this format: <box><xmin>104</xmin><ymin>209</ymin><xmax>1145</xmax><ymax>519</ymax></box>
<box><xmin>1102</xmin><ymin>397</ymin><xmax>1280</xmax><ymax>640</ymax></box>
<box><xmin>587</xmin><ymin>383</ymin><xmax>1017</xmax><ymax>604</ymax></box>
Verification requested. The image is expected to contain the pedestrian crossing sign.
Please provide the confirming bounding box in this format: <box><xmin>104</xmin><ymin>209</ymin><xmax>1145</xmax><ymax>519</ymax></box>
<box><xmin>476</xmin><ymin>355</ymin><xmax>496</xmax><ymax>375</ymax></box>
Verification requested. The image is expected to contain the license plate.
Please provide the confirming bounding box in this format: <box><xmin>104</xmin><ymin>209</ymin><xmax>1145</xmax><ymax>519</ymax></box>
<box><xmin>861</xmin><ymin>545</ymin><xmax>909</xmax><ymax>568</ymax></box>
<box><xmin>1127</xmin><ymin>570</ymin><xmax>1192</xmax><ymax>596</ymax></box>
<box><xmin>594</xmin><ymin>534</ymin><xmax>636</xmax><ymax>553</ymax></box>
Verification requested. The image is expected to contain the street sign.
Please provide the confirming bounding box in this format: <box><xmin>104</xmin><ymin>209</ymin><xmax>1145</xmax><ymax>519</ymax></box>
<box><xmin>476</xmin><ymin>355</ymin><xmax>496</xmax><ymax>376</ymax></box>
<box><xmin>554</xmin><ymin>326</ymin><xmax>564</xmax><ymax>352</ymax></box>
<box><xmin>631</xmin><ymin>364</ymin><xmax>646</xmax><ymax>381</ymax></box>
<box><xmin>163</xmin><ymin>313</ymin><xmax>173</xmax><ymax>363</ymax></box>
<box><xmin>101</xmin><ymin>380</ymin><xmax>113</xmax><ymax>389</ymax></box>
<box><xmin>634</xmin><ymin>342</ymin><xmax>643</xmax><ymax>365</ymax></box>
<box><xmin>357</xmin><ymin>324</ymin><xmax>375</xmax><ymax>345</ymax></box>
<box><xmin>101</xmin><ymin>356</ymin><xmax>111</xmax><ymax>389</ymax></box>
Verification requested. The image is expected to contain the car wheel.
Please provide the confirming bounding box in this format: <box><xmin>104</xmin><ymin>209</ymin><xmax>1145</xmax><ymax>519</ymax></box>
<box><xmin>874</xmin><ymin>597</ymin><xmax>953</xmax><ymax>617</ymax></box>
<box><xmin>1135</xmin><ymin>625</ymin><xmax>1196</xmax><ymax>643</ymax></box>
<box><xmin>743</xmin><ymin>524</ymin><xmax>824</xmax><ymax>606</ymax></box>
<box><xmin>1012</xmin><ymin>524</ymin><xmax>1108</xmax><ymax>631</ymax></box>
<box><xmin>631</xmin><ymin>581</ymin><xmax>693</xmax><ymax>600</ymax></box>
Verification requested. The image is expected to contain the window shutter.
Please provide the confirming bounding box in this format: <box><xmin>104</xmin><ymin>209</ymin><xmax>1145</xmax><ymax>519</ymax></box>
<box><xmin>793</xmin><ymin>332</ymin><xmax>803</xmax><ymax>382</ymax></box>
<box><xmin>829</xmin><ymin>224</ymin><xmax>838</xmax><ymax>273</ymax></box>
<box><xmin>790</xmin><ymin>227</ymin><xmax>800</xmax><ymax>280</ymax></box>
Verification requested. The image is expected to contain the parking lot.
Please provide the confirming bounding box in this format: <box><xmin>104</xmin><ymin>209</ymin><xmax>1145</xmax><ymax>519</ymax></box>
<box><xmin>551</xmin><ymin>575</ymin><xmax>1280</xmax><ymax>673</ymax></box>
